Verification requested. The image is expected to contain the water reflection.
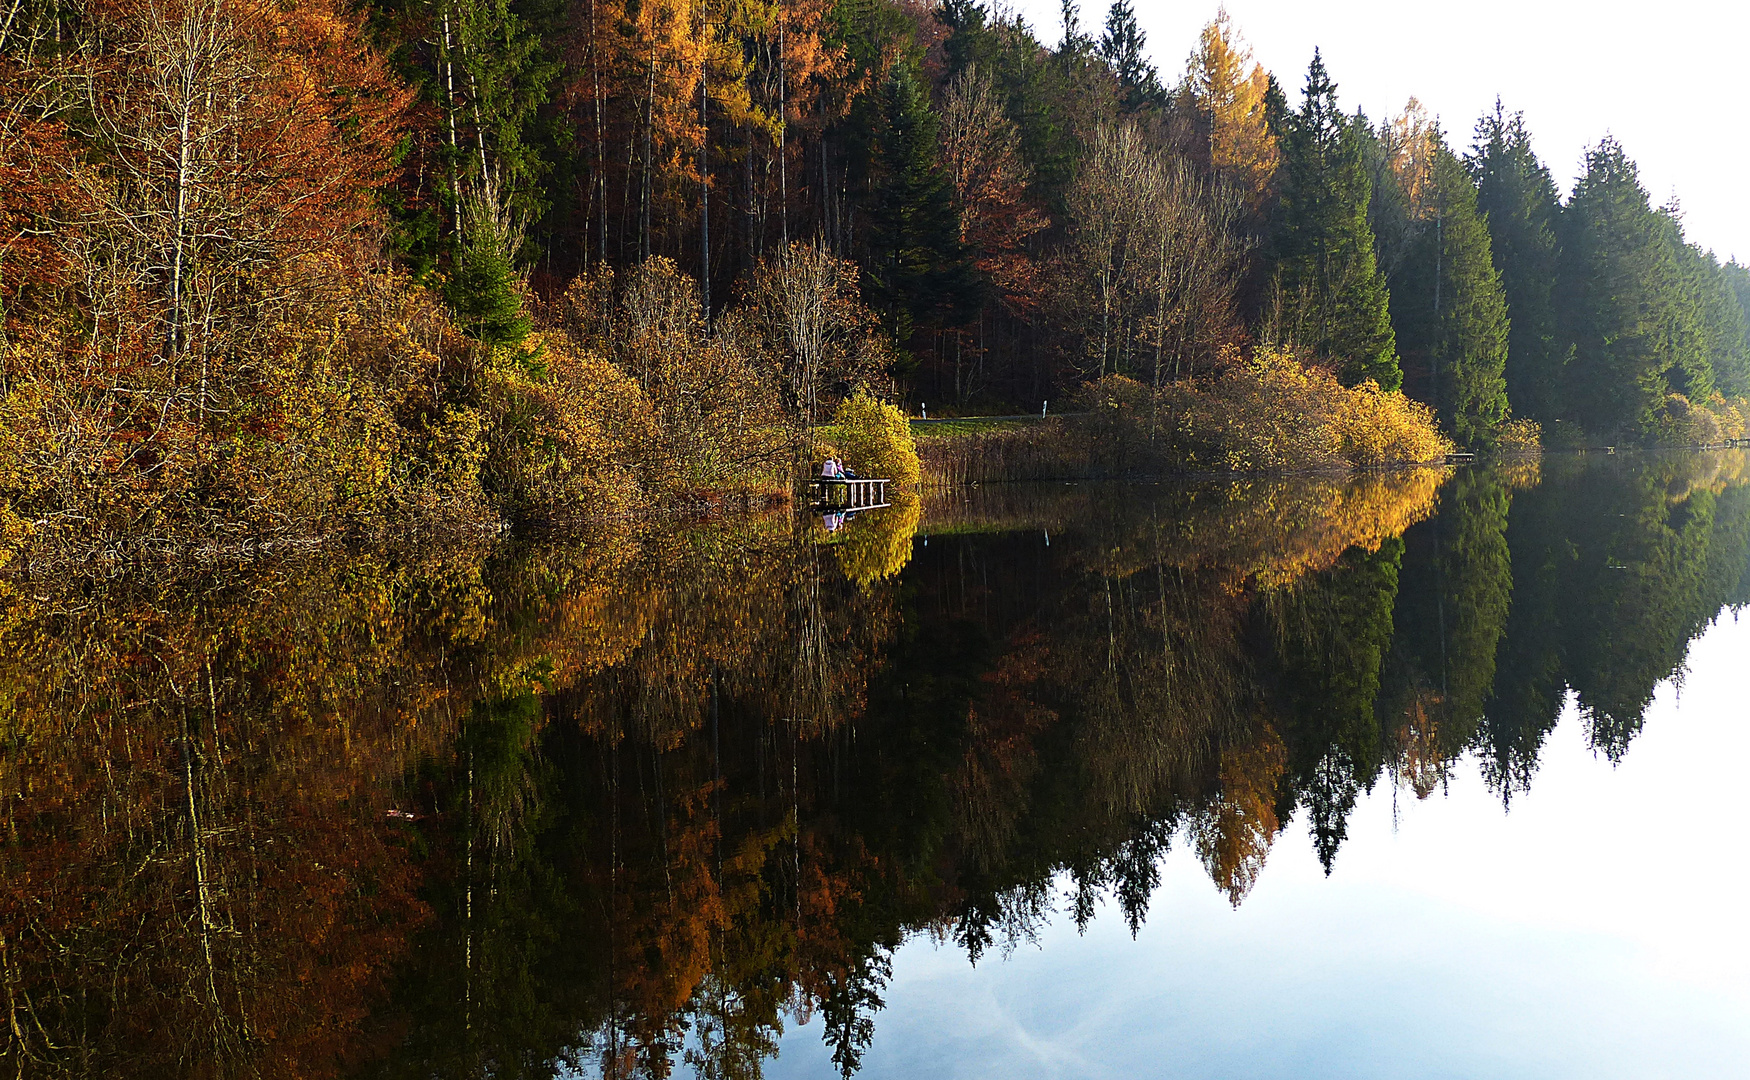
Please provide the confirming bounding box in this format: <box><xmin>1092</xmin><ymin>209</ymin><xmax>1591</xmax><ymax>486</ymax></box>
<box><xmin>2</xmin><ymin>453</ymin><xmax>1747</xmax><ymax>1077</ymax></box>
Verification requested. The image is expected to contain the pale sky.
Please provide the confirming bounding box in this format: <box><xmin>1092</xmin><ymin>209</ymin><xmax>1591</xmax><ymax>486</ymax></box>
<box><xmin>1002</xmin><ymin>0</ymin><xmax>1750</xmax><ymax>263</ymax></box>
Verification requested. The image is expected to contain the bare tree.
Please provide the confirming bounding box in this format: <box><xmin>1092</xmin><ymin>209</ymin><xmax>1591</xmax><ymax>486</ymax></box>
<box><xmin>730</xmin><ymin>240</ymin><xmax>886</xmax><ymax>428</ymax></box>
<box><xmin>1064</xmin><ymin>122</ymin><xmax>1249</xmax><ymax>385</ymax></box>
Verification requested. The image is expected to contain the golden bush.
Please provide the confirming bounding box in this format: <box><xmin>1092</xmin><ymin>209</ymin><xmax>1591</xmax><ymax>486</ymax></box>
<box><xmin>1063</xmin><ymin>346</ymin><xmax>1450</xmax><ymax>475</ymax></box>
<box><xmin>829</xmin><ymin>390</ymin><xmax>922</xmax><ymax>489</ymax></box>
<box><xmin>830</xmin><ymin>495</ymin><xmax>921</xmax><ymax>589</ymax></box>
<box><xmin>478</xmin><ymin>335</ymin><xmax>655</xmax><ymax>518</ymax></box>
<box><xmin>1495</xmin><ymin>417</ymin><xmax>1544</xmax><ymax>453</ymax></box>
<box><xmin>1332</xmin><ymin>376</ymin><xmax>1452</xmax><ymax>467</ymax></box>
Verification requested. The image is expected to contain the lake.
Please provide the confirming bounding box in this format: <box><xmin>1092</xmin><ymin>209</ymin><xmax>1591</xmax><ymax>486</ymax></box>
<box><xmin>4</xmin><ymin>452</ymin><xmax>1748</xmax><ymax>1078</ymax></box>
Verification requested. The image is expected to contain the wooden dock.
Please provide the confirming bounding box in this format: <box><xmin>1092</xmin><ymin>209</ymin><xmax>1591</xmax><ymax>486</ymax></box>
<box><xmin>810</xmin><ymin>477</ymin><xmax>890</xmax><ymax>510</ymax></box>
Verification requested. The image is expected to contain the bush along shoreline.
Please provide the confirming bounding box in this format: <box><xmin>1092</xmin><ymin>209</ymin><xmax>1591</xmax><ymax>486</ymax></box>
<box><xmin>0</xmin><ymin>243</ymin><xmax>907</xmax><ymax>568</ymax></box>
<box><xmin>916</xmin><ymin>345</ymin><xmax>1468</xmax><ymax>487</ymax></box>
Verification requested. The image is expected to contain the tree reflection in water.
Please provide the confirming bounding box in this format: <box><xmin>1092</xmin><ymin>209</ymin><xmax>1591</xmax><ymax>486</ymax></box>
<box><xmin>3</xmin><ymin>452</ymin><xmax>1748</xmax><ymax>1078</ymax></box>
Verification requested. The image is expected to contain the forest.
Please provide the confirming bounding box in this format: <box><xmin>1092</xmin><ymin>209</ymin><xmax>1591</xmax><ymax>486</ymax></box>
<box><xmin>3</xmin><ymin>0</ymin><xmax>1750</xmax><ymax>551</ymax></box>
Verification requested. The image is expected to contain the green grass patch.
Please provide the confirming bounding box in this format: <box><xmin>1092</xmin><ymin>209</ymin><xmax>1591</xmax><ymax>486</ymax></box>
<box><xmin>910</xmin><ymin>417</ymin><xmax>1043</xmax><ymax>438</ymax></box>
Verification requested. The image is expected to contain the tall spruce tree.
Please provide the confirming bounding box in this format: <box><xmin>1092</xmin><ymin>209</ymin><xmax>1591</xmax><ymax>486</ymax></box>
<box><xmin>1721</xmin><ymin>260</ymin><xmax>1750</xmax><ymax>396</ymax></box>
<box><xmin>1390</xmin><ymin>143</ymin><xmax>1511</xmax><ymax>445</ymax></box>
<box><xmin>446</xmin><ymin>207</ymin><xmax>533</xmax><ymax>348</ymax></box>
<box><xmin>1097</xmin><ymin>0</ymin><xmax>1163</xmax><ymax>113</ymax></box>
<box><xmin>1469</xmin><ymin>105</ymin><xmax>1562</xmax><ymax>424</ymax></box>
<box><xmin>1555</xmin><ymin>139</ymin><xmax>1685</xmax><ymax>440</ymax></box>
<box><xmin>1273</xmin><ymin>52</ymin><xmax>1400</xmax><ymax>390</ymax></box>
<box><xmin>864</xmin><ymin>64</ymin><xmax>978</xmax><ymax>356</ymax></box>
<box><xmin>1673</xmin><ymin>239</ymin><xmax>1750</xmax><ymax>399</ymax></box>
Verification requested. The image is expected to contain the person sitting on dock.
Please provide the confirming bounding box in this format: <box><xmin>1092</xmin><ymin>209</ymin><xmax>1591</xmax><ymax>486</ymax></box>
<box><xmin>840</xmin><ymin>460</ymin><xmax>860</xmax><ymax>479</ymax></box>
<box><xmin>821</xmin><ymin>457</ymin><xmax>842</xmax><ymax>478</ymax></box>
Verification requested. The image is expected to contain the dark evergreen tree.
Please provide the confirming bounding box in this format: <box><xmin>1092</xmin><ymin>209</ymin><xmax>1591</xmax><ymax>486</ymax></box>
<box><xmin>1273</xmin><ymin>52</ymin><xmax>1400</xmax><ymax>390</ymax></box>
<box><xmin>1555</xmin><ymin>139</ymin><xmax>1686</xmax><ymax>440</ymax></box>
<box><xmin>1096</xmin><ymin>0</ymin><xmax>1163</xmax><ymax>113</ymax></box>
<box><xmin>1058</xmin><ymin>0</ymin><xmax>1093</xmax><ymax>58</ymax></box>
<box><xmin>1673</xmin><ymin>239</ymin><xmax>1750</xmax><ymax>400</ymax></box>
<box><xmin>1477</xmin><ymin>460</ymin><xmax>1573</xmax><ymax>804</ymax></box>
<box><xmin>1721</xmin><ymin>260</ymin><xmax>1750</xmax><ymax>397</ymax></box>
<box><xmin>1468</xmin><ymin>104</ymin><xmax>1563</xmax><ymax>425</ymax></box>
<box><xmin>1271</xmin><ymin>538</ymin><xmax>1404</xmax><ymax>872</ymax></box>
<box><xmin>1390</xmin><ymin>143</ymin><xmax>1511</xmax><ymax>445</ymax></box>
<box><xmin>367</xmin><ymin>0</ymin><xmax>560</xmax><ymax>279</ymax></box>
<box><xmin>1724</xmin><ymin>260</ymin><xmax>1750</xmax><ymax>353</ymax></box>
<box><xmin>938</xmin><ymin>0</ymin><xmax>1087</xmax><ymax>222</ymax></box>
<box><xmin>1261</xmin><ymin>72</ymin><xmax>1290</xmax><ymax>139</ymax></box>
<box><xmin>1378</xmin><ymin>466</ymin><xmax>1514</xmax><ymax>767</ymax></box>
<box><xmin>863</xmin><ymin>64</ymin><xmax>979</xmax><ymax>358</ymax></box>
<box><xmin>1654</xmin><ymin>210</ymin><xmax>1717</xmax><ymax>406</ymax></box>
<box><xmin>1358</xmin><ymin>114</ymin><xmax>1416</xmax><ymax>284</ymax></box>
<box><xmin>446</xmin><ymin>209</ymin><xmax>533</xmax><ymax>347</ymax></box>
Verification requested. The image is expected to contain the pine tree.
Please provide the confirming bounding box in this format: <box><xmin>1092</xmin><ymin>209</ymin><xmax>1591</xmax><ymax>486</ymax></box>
<box><xmin>1722</xmin><ymin>260</ymin><xmax>1750</xmax><ymax>396</ymax></box>
<box><xmin>446</xmin><ymin>203</ymin><xmax>533</xmax><ymax>347</ymax></box>
<box><xmin>1058</xmin><ymin>0</ymin><xmax>1092</xmax><ymax>58</ymax></box>
<box><xmin>1390</xmin><ymin>142</ymin><xmax>1510</xmax><ymax>445</ymax></box>
<box><xmin>1673</xmin><ymin>239</ymin><xmax>1750</xmax><ymax>399</ymax></box>
<box><xmin>1555</xmin><ymin>139</ymin><xmax>1684</xmax><ymax>440</ymax></box>
<box><xmin>863</xmin><ymin>64</ymin><xmax>978</xmax><ymax>355</ymax></box>
<box><xmin>1468</xmin><ymin>103</ymin><xmax>1562</xmax><ymax>424</ymax></box>
<box><xmin>1097</xmin><ymin>0</ymin><xmax>1163</xmax><ymax>113</ymax></box>
<box><xmin>1273</xmin><ymin>52</ymin><xmax>1399</xmax><ymax>389</ymax></box>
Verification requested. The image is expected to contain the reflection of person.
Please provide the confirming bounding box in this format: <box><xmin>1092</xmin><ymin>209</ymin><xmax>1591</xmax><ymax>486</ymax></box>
<box><xmin>823</xmin><ymin>511</ymin><xmax>845</xmax><ymax>532</ymax></box>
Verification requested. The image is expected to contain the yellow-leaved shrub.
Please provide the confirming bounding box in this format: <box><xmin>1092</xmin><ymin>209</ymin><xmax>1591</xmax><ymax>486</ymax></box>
<box><xmin>1331</xmin><ymin>376</ymin><xmax>1451</xmax><ymax>467</ymax></box>
<box><xmin>829</xmin><ymin>390</ymin><xmax>921</xmax><ymax>489</ymax></box>
<box><xmin>829</xmin><ymin>496</ymin><xmax>921</xmax><ymax>588</ymax></box>
<box><xmin>1660</xmin><ymin>393</ymin><xmax>1750</xmax><ymax>445</ymax></box>
<box><xmin>1068</xmin><ymin>346</ymin><xmax>1451</xmax><ymax>475</ymax></box>
<box><xmin>478</xmin><ymin>335</ymin><xmax>655</xmax><ymax>519</ymax></box>
<box><xmin>1495</xmin><ymin>417</ymin><xmax>1543</xmax><ymax>453</ymax></box>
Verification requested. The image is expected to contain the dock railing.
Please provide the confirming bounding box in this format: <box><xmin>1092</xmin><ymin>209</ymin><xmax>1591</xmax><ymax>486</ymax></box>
<box><xmin>809</xmin><ymin>477</ymin><xmax>890</xmax><ymax>510</ymax></box>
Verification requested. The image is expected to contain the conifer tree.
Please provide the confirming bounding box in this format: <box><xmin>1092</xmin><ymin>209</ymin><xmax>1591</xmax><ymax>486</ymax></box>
<box><xmin>1273</xmin><ymin>52</ymin><xmax>1399</xmax><ymax>389</ymax></box>
<box><xmin>863</xmin><ymin>64</ymin><xmax>977</xmax><ymax>356</ymax></box>
<box><xmin>937</xmin><ymin>1</ymin><xmax>1084</xmax><ymax>226</ymax></box>
<box><xmin>1555</xmin><ymin>139</ymin><xmax>1685</xmax><ymax>440</ymax></box>
<box><xmin>1672</xmin><ymin>239</ymin><xmax>1750</xmax><ymax>399</ymax></box>
<box><xmin>446</xmin><ymin>202</ymin><xmax>533</xmax><ymax>348</ymax></box>
<box><xmin>1389</xmin><ymin>142</ymin><xmax>1510</xmax><ymax>445</ymax></box>
<box><xmin>1722</xmin><ymin>260</ymin><xmax>1750</xmax><ymax>395</ymax></box>
<box><xmin>1058</xmin><ymin>0</ymin><xmax>1092</xmax><ymax>58</ymax></box>
<box><xmin>1468</xmin><ymin>104</ymin><xmax>1562</xmax><ymax>423</ymax></box>
<box><xmin>1097</xmin><ymin>0</ymin><xmax>1163</xmax><ymax>113</ymax></box>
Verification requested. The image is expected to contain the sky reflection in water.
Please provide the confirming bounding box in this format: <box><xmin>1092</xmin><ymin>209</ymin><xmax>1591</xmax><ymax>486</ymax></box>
<box><xmin>776</xmin><ymin>616</ymin><xmax>1750</xmax><ymax>1079</ymax></box>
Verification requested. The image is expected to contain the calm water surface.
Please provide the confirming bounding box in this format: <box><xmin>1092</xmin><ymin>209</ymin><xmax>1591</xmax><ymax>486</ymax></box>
<box><xmin>4</xmin><ymin>453</ymin><xmax>1748</xmax><ymax>1077</ymax></box>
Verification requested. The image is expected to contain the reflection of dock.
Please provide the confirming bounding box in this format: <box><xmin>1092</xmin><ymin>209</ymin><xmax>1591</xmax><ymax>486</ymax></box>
<box><xmin>809</xmin><ymin>477</ymin><xmax>890</xmax><ymax>511</ymax></box>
